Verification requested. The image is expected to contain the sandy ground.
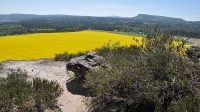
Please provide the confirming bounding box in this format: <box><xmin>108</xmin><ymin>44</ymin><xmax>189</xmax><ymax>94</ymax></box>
<box><xmin>0</xmin><ymin>59</ymin><xmax>87</xmax><ymax>112</ymax></box>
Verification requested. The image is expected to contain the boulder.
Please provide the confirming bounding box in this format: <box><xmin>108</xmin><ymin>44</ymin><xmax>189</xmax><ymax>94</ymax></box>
<box><xmin>66</xmin><ymin>52</ymin><xmax>109</xmax><ymax>78</ymax></box>
<box><xmin>186</xmin><ymin>44</ymin><xmax>200</xmax><ymax>61</ymax></box>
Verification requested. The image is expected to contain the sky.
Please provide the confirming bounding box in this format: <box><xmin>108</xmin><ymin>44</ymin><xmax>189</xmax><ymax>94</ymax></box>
<box><xmin>0</xmin><ymin>0</ymin><xmax>200</xmax><ymax>21</ymax></box>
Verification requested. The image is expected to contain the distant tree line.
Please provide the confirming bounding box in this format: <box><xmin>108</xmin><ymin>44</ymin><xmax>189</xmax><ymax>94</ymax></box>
<box><xmin>0</xmin><ymin>15</ymin><xmax>200</xmax><ymax>38</ymax></box>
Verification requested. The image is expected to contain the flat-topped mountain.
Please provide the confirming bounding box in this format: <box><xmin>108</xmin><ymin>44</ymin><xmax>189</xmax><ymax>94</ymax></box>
<box><xmin>133</xmin><ymin>14</ymin><xmax>186</xmax><ymax>23</ymax></box>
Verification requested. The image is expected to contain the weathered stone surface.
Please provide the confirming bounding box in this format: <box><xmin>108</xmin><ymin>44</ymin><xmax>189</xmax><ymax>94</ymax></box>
<box><xmin>186</xmin><ymin>44</ymin><xmax>200</xmax><ymax>61</ymax></box>
<box><xmin>66</xmin><ymin>52</ymin><xmax>109</xmax><ymax>78</ymax></box>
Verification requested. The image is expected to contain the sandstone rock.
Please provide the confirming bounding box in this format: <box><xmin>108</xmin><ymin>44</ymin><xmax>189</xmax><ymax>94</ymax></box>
<box><xmin>66</xmin><ymin>52</ymin><xmax>109</xmax><ymax>78</ymax></box>
<box><xmin>186</xmin><ymin>44</ymin><xmax>200</xmax><ymax>61</ymax></box>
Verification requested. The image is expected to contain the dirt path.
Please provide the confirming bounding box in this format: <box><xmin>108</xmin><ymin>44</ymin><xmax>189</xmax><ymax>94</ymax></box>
<box><xmin>0</xmin><ymin>59</ymin><xmax>87</xmax><ymax>112</ymax></box>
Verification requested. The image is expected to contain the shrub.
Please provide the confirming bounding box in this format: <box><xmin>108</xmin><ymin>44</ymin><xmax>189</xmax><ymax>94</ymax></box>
<box><xmin>0</xmin><ymin>69</ymin><xmax>63</xmax><ymax>112</ymax></box>
<box><xmin>33</xmin><ymin>77</ymin><xmax>63</xmax><ymax>111</ymax></box>
<box><xmin>54</xmin><ymin>51</ymin><xmax>86</xmax><ymax>61</ymax></box>
<box><xmin>0</xmin><ymin>69</ymin><xmax>34</xmax><ymax>112</ymax></box>
<box><xmin>85</xmin><ymin>33</ymin><xmax>200</xmax><ymax>112</ymax></box>
<box><xmin>0</xmin><ymin>63</ymin><xmax>3</xmax><ymax>70</ymax></box>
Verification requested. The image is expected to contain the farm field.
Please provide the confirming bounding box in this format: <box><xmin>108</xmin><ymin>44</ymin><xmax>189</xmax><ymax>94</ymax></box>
<box><xmin>0</xmin><ymin>31</ymin><xmax>142</xmax><ymax>61</ymax></box>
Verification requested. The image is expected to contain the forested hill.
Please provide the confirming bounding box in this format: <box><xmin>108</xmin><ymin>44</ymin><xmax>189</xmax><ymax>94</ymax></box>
<box><xmin>0</xmin><ymin>14</ymin><xmax>44</xmax><ymax>22</ymax></box>
<box><xmin>134</xmin><ymin>14</ymin><xmax>186</xmax><ymax>23</ymax></box>
<box><xmin>0</xmin><ymin>14</ymin><xmax>200</xmax><ymax>38</ymax></box>
<box><xmin>0</xmin><ymin>14</ymin><xmax>192</xmax><ymax>23</ymax></box>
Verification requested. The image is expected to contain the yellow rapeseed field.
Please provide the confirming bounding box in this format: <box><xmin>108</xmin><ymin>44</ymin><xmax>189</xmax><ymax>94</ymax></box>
<box><xmin>0</xmin><ymin>31</ymin><xmax>142</xmax><ymax>61</ymax></box>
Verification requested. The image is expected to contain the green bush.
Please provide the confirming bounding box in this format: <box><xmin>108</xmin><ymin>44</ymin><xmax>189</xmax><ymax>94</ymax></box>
<box><xmin>33</xmin><ymin>77</ymin><xmax>63</xmax><ymax>111</ymax></box>
<box><xmin>0</xmin><ymin>69</ymin><xmax>63</xmax><ymax>112</ymax></box>
<box><xmin>0</xmin><ymin>63</ymin><xmax>3</xmax><ymax>70</ymax></box>
<box><xmin>85</xmin><ymin>34</ymin><xmax>200</xmax><ymax>112</ymax></box>
<box><xmin>54</xmin><ymin>51</ymin><xmax>86</xmax><ymax>61</ymax></box>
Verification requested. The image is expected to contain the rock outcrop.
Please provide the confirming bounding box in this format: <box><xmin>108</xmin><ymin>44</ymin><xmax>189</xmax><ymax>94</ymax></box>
<box><xmin>186</xmin><ymin>44</ymin><xmax>200</xmax><ymax>61</ymax></box>
<box><xmin>66</xmin><ymin>52</ymin><xmax>109</xmax><ymax>78</ymax></box>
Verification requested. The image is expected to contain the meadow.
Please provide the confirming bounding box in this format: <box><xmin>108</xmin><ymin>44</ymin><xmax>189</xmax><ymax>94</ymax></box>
<box><xmin>0</xmin><ymin>31</ymin><xmax>142</xmax><ymax>61</ymax></box>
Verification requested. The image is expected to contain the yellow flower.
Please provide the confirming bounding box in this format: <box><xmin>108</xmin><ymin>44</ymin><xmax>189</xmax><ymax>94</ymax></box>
<box><xmin>0</xmin><ymin>31</ymin><xmax>141</xmax><ymax>61</ymax></box>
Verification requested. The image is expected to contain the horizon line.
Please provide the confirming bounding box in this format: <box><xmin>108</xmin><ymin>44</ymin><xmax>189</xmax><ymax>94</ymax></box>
<box><xmin>1</xmin><ymin>13</ymin><xmax>200</xmax><ymax>22</ymax></box>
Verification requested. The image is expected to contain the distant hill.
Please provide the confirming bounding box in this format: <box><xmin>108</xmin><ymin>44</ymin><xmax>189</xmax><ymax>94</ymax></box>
<box><xmin>0</xmin><ymin>14</ymin><xmax>198</xmax><ymax>23</ymax></box>
<box><xmin>133</xmin><ymin>14</ymin><xmax>186</xmax><ymax>23</ymax></box>
<box><xmin>108</xmin><ymin>15</ymin><xmax>124</xmax><ymax>18</ymax></box>
<box><xmin>0</xmin><ymin>14</ymin><xmax>44</xmax><ymax>22</ymax></box>
<box><xmin>0</xmin><ymin>14</ymin><xmax>200</xmax><ymax>38</ymax></box>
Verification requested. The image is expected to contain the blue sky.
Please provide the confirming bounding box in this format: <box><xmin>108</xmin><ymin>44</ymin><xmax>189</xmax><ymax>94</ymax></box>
<box><xmin>1</xmin><ymin>0</ymin><xmax>200</xmax><ymax>21</ymax></box>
